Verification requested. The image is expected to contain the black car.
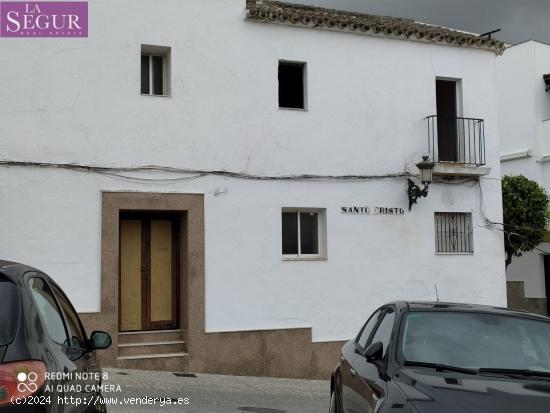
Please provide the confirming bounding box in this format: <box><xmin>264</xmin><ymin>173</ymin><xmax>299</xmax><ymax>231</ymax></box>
<box><xmin>330</xmin><ymin>301</ymin><xmax>550</xmax><ymax>413</ymax></box>
<box><xmin>0</xmin><ymin>260</ymin><xmax>112</xmax><ymax>412</ymax></box>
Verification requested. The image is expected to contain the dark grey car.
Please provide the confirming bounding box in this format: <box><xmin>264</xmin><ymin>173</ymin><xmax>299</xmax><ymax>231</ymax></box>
<box><xmin>0</xmin><ymin>260</ymin><xmax>111</xmax><ymax>412</ymax></box>
<box><xmin>330</xmin><ymin>301</ymin><xmax>550</xmax><ymax>413</ymax></box>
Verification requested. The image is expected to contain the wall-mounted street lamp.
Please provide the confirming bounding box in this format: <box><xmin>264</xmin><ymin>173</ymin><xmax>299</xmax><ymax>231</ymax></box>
<box><xmin>408</xmin><ymin>155</ymin><xmax>435</xmax><ymax>211</ymax></box>
<box><xmin>544</xmin><ymin>74</ymin><xmax>550</xmax><ymax>92</ymax></box>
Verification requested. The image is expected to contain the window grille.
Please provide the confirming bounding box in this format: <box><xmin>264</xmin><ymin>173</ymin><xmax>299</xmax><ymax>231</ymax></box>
<box><xmin>435</xmin><ymin>212</ymin><xmax>473</xmax><ymax>253</ymax></box>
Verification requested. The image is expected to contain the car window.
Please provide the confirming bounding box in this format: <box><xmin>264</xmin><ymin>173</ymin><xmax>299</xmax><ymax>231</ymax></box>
<box><xmin>401</xmin><ymin>311</ymin><xmax>550</xmax><ymax>371</ymax></box>
<box><xmin>28</xmin><ymin>277</ymin><xmax>68</xmax><ymax>345</ymax></box>
<box><xmin>370</xmin><ymin>308</ymin><xmax>396</xmax><ymax>358</ymax></box>
<box><xmin>357</xmin><ymin>310</ymin><xmax>382</xmax><ymax>349</ymax></box>
<box><xmin>51</xmin><ymin>283</ymin><xmax>87</xmax><ymax>349</ymax></box>
<box><xmin>0</xmin><ymin>275</ymin><xmax>19</xmax><ymax>346</ymax></box>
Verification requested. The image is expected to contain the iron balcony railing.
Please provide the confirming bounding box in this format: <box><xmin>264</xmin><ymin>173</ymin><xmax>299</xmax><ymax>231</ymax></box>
<box><xmin>426</xmin><ymin>115</ymin><xmax>486</xmax><ymax>166</ymax></box>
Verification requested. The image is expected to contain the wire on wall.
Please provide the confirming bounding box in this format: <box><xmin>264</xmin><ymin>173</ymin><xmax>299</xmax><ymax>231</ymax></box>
<box><xmin>0</xmin><ymin>160</ymin><xmax>416</xmax><ymax>183</ymax></box>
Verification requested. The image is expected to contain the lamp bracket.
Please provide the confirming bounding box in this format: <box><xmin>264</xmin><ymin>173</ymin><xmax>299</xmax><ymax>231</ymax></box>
<box><xmin>408</xmin><ymin>179</ymin><xmax>430</xmax><ymax>211</ymax></box>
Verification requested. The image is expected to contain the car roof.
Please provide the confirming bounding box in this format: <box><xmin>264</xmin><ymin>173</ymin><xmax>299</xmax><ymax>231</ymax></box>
<box><xmin>394</xmin><ymin>300</ymin><xmax>549</xmax><ymax>321</ymax></box>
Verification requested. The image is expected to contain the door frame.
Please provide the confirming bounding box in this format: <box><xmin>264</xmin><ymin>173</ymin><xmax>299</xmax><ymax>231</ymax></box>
<box><xmin>544</xmin><ymin>255</ymin><xmax>550</xmax><ymax>316</ymax></box>
<box><xmin>119</xmin><ymin>211</ymin><xmax>180</xmax><ymax>332</ymax></box>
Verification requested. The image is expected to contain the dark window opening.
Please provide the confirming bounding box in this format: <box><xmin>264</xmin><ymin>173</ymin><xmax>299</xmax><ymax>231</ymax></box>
<box><xmin>141</xmin><ymin>55</ymin><xmax>150</xmax><ymax>95</ymax></box>
<box><xmin>152</xmin><ymin>56</ymin><xmax>164</xmax><ymax>95</ymax></box>
<box><xmin>436</xmin><ymin>79</ymin><xmax>458</xmax><ymax>162</ymax></box>
<box><xmin>278</xmin><ymin>61</ymin><xmax>306</xmax><ymax>109</ymax></box>
<box><xmin>282</xmin><ymin>211</ymin><xmax>320</xmax><ymax>256</ymax></box>
<box><xmin>141</xmin><ymin>54</ymin><xmax>165</xmax><ymax>96</ymax></box>
<box><xmin>300</xmin><ymin>212</ymin><xmax>319</xmax><ymax>254</ymax></box>
<box><xmin>282</xmin><ymin>212</ymin><xmax>299</xmax><ymax>255</ymax></box>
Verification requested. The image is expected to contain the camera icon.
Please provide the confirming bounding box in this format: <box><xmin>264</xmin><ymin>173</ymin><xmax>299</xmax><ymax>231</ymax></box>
<box><xmin>17</xmin><ymin>371</ymin><xmax>38</xmax><ymax>393</ymax></box>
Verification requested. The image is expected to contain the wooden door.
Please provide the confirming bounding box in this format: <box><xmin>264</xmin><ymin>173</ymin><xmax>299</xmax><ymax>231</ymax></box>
<box><xmin>120</xmin><ymin>213</ymin><xmax>179</xmax><ymax>332</ymax></box>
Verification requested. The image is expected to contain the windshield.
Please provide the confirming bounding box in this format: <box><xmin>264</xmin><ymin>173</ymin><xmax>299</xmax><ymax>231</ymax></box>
<box><xmin>401</xmin><ymin>311</ymin><xmax>550</xmax><ymax>372</ymax></box>
<box><xmin>0</xmin><ymin>277</ymin><xmax>19</xmax><ymax>346</ymax></box>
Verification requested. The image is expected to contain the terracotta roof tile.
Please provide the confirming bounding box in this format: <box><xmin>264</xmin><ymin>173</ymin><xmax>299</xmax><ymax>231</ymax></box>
<box><xmin>245</xmin><ymin>0</ymin><xmax>505</xmax><ymax>55</ymax></box>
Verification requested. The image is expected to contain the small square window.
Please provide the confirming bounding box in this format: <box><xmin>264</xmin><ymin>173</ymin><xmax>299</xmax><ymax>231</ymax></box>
<box><xmin>141</xmin><ymin>45</ymin><xmax>171</xmax><ymax>96</ymax></box>
<box><xmin>435</xmin><ymin>212</ymin><xmax>474</xmax><ymax>254</ymax></box>
<box><xmin>278</xmin><ymin>61</ymin><xmax>306</xmax><ymax>109</ymax></box>
<box><xmin>282</xmin><ymin>209</ymin><xmax>326</xmax><ymax>259</ymax></box>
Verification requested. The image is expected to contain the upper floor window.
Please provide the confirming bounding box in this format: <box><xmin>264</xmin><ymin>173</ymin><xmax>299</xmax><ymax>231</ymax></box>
<box><xmin>278</xmin><ymin>60</ymin><xmax>307</xmax><ymax>110</ymax></box>
<box><xmin>141</xmin><ymin>45</ymin><xmax>171</xmax><ymax>96</ymax></box>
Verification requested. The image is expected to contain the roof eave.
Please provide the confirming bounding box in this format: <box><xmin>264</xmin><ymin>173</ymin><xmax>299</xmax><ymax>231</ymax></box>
<box><xmin>245</xmin><ymin>0</ymin><xmax>505</xmax><ymax>55</ymax></box>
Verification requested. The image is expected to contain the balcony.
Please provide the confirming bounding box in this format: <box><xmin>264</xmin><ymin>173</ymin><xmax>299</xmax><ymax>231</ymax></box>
<box><xmin>426</xmin><ymin>115</ymin><xmax>490</xmax><ymax>178</ymax></box>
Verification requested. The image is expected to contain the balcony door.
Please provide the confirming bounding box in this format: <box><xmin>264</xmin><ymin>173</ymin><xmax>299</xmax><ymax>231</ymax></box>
<box><xmin>436</xmin><ymin>79</ymin><xmax>459</xmax><ymax>162</ymax></box>
<box><xmin>120</xmin><ymin>212</ymin><xmax>179</xmax><ymax>332</ymax></box>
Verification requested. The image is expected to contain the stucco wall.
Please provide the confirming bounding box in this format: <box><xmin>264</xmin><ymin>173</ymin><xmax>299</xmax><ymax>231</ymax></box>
<box><xmin>0</xmin><ymin>0</ymin><xmax>506</xmax><ymax>343</ymax></box>
<box><xmin>498</xmin><ymin>40</ymin><xmax>550</xmax><ymax>302</ymax></box>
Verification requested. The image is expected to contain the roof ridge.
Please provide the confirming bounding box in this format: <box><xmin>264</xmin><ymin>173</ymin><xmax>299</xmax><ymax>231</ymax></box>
<box><xmin>245</xmin><ymin>0</ymin><xmax>505</xmax><ymax>55</ymax></box>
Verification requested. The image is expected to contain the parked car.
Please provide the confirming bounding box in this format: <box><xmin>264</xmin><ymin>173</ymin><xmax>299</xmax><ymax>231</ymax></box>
<box><xmin>0</xmin><ymin>260</ymin><xmax>111</xmax><ymax>412</ymax></box>
<box><xmin>330</xmin><ymin>301</ymin><xmax>550</xmax><ymax>413</ymax></box>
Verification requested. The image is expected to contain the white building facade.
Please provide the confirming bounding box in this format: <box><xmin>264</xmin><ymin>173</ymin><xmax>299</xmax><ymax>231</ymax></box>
<box><xmin>498</xmin><ymin>40</ymin><xmax>550</xmax><ymax>316</ymax></box>
<box><xmin>0</xmin><ymin>0</ymin><xmax>507</xmax><ymax>378</ymax></box>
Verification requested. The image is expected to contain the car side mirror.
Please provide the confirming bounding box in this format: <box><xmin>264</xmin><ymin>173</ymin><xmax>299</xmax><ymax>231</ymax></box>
<box><xmin>88</xmin><ymin>331</ymin><xmax>112</xmax><ymax>350</ymax></box>
<box><xmin>364</xmin><ymin>341</ymin><xmax>384</xmax><ymax>362</ymax></box>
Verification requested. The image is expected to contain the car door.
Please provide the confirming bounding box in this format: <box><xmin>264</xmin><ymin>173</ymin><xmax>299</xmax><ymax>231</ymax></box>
<box><xmin>49</xmin><ymin>280</ymin><xmax>102</xmax><ymax>411</ymax></box>
<box><xmin>341</xmin><ymin>309</ymin><xmax>381</xmax><ymax>413</ymax></box>
<box><xmin>27</xmin><ymin>275</ymin><xmax>93</xmax><ymax>413</ymax></box>
<box><xmin>352</xmin><ymin>307</ymin><xmax>396</xmax><ymax>413</ymax></box>
<box><xmin>28</xmin><ymin>275</ymin><xmax>79</xmax><ymax>412</ymax></box>
<box><xmin>344</xmin><ymin>306</ymin><xmax>396</xmax><ymax>413</ymax></box>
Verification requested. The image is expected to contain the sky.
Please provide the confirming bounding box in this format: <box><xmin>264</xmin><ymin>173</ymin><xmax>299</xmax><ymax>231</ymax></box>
<box><xmin>287</xmin><ymin>0</ymin><xmax>550</xmax><ymax>45</ymax></box>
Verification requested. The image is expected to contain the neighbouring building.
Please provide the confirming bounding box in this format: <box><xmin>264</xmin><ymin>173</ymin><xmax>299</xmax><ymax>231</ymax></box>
<box><xmin>0</xmin><ymin>0</ymin><xmax>507</xmax><ymax>379</ymax></box>
<box><xmin>498</xmin><ymin>40</ymin><xmax>550</xmax><ymax>316</ymax></box>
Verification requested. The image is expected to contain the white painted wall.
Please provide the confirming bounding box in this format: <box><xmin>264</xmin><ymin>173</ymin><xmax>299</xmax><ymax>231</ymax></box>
<box><xmin>506</xmin><ymin>244</ymin><xmax>550</xmax><ymax>299</ymax></box>
<box><xmin>0</xmin><ymin>0</ymin><xmax>506</xmax><ymax>342</ymax></box>
<box><xmin>498</xmin><ymin>40</ymin><xmax>550</xmax><ymax>300</ymax></box>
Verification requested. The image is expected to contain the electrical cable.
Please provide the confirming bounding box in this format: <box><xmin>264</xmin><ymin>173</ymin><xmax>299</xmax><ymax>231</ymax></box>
<box><xmin>0</xmin><ymin>159</ymin><xmax>415</xmax><ymax>182</ymax></box>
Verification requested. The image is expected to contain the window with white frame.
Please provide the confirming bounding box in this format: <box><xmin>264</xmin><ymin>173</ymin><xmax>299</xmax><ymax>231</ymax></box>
<box><xmin>141</xmin><ymin>45</ymin><xmax>170</xmax><ymax>96</ymax></box>
<box><xmin>435</xmin><ymin>212</ymin><xmax>474</xmax><ymax>254</ymax></box>
<box><xmin>282</xmin><ymin>209</ymin><xmax>326</xmax><ymax>258</ymax></box>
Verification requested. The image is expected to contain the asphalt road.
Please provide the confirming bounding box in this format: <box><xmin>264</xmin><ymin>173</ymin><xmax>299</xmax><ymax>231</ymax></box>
<box><xmin>102</xmin><ymin>368</ymin><xmax>329</xmax><ymax>413</ymax></box>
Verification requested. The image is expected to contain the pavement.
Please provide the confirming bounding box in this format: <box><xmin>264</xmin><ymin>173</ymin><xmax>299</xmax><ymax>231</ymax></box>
<box><xmin>102</xmin><ymin>368</ymin><xmax>330</xmax><ymax>413</ymax></box>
